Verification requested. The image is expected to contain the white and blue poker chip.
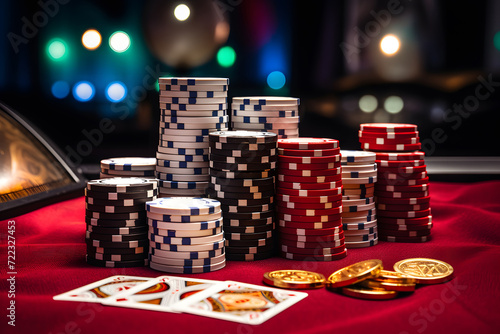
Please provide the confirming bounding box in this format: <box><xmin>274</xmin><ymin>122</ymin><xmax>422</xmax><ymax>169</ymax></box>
<box><xmin>145</xmin><ymin>197</ymin><xmax>221</xmax><ymax>216</ymax></box>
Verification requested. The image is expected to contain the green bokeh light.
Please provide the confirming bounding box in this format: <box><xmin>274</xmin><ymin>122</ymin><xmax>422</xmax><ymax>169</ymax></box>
<box><xmin>494</xmin><ymin>31</ymin><xmax>500</xmax><ymax>51</ymax></box>
<box><xmin>217</xmin><ymin>46</ymin><xmax>236</xmax><ymax>67</ymax></box>
<box><xmin>47</xmin><ymin>39</ymin><xmax>67</xmax><ymax>60</ymax></box>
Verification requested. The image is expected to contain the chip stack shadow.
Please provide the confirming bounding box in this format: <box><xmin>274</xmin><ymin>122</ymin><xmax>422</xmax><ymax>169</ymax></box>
<box><xmin>359</xmin><ymin>123</ymin><xmax>432</xmax><ymax>242</ymax></box>
<box><xmin>156</xmin><ymin>77</ymin><xmax>230</xmax><ymax>197</ymax></box>
<box><xmin>276</xmin><ymin>138</ymin><xmax>346</xmax><ymax>261</ymax></box>
<box><xmin>147</xmin><ymin>197</ymin><xmax>226</xmax><ymax>273</ymax></box>
<box><xmin>340</xmin><ymin>150</ymin><xmax>378</xmax><ymax>248</ymax></box>
<box><xmin>231</xmin><ymin>97</ymin><xmax>300</xmax><ymax>139</ymax></box>
<box><xmin>100</xmin><ymin>157</ymin><xmax>157</xmax><ymax>179</ymax></box>
<box><xmin>85</xmin><ymin>178</ymin><xmax>158</xmax><ymax>267</ymax></box>
<box><xmin>207</xmin><ymin>130</ymin><xmax>278</xmax><ymax>261</ymax></box>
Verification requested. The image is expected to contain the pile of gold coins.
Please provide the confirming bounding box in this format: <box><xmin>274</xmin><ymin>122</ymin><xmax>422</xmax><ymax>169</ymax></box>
<box><xmin>263</xmin><ymin>258</ymin><xmax>454</xmax><ymax>300</ymax></box>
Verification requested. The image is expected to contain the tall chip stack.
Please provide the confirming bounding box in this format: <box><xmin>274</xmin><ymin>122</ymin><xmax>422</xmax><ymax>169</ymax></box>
<box><xmin>340</xmin><ymin>151</ymin><xmax>378</xmax><ymax>248</ymax></box>
<box><xmin>156</xmin><ymin>77</ymin><xmax>229</xmax><ymax>197</ymax></box>
<box><xmin>207</xmin><ymin>131</ymin><xmax>278</xmax><ymax>261</ymax></box>
<box><xmin>99</xmin><ymin>158</ymin><xmax>157</xmax><ymax>179</ymax></box>
<box><xmin>231</xmin><ymin>97</ymin><xmax>300</xmax><ymax>139</ymax></box>
<box><xmin>276</xmin><ymin>138</ymin><xmax>346</xmax><ymax>261</ymax></box>
<box><xmin>359</xmin><ymin>123</ymin><xmax>432</xmax><ymax>242</ymax></box>
<box><xmin>84</xmin><ymin>178</ymin><xmax>158</xmax><ymax>267</ymax></box>
<box><xmin>146</xmin><ymin>197</ymin><xmax>226</xmax><ymax>273</ymax></box>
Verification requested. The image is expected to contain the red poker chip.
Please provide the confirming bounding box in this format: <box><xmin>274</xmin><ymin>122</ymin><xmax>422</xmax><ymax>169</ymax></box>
<box><xmin>278</xmin><ymin>187</ymin><xmax>342</xmax><ymax>197</ymax></box>
<box><xmin>376</xmin><ymin>159</ymin><xmax>425</xmax><ymax>167</ymax></box>
<box><xmin>277</xmin><ymin>180</ymin><xmax>342</xmax><ymax>190</ymax></box>
<box><xmin>360</xmin><ymin>123</ymin><xmax>418</xmax><ymax>133</ymax></box>
<box><xmin>278</xmin><ymin>161</ymin><xmax>342</xmax><ymax>170</ymax></box>
<box><xmin>278</xmin><ymin>147</ymin><xmax>340</xmax><ymax>157</ymax></box>
<box><xmin>376</xmin><ymin>165</ymin><xmax>427</xmax><ymax>174</ymax></box>
<box><xmin>278</xmin><ymin>173</ymin><xmax>341</xmax><ymax>183</ymax></box>
<box><xmin>278</xmin><ymin>206</ymin><xmax>342</xmax><ymax>217</ymax></box>
<box><xmin>375</xmin><ymin>190</ymin><xmax>429</xmax><ymax>199</ymax></box>
<box><xmin>278</xmin><ymin>138</ymin><xmax>339</xmax><ymax>150</ymax></box>
<box><xmin>362</xmin><ymin>142</ymin><xmax>421</xmax><ymax>151</ymax></box>
<box><xmin>278</xmin><ymin>200</ymin><xmax>342</xmax><ymax>210</ymax></box>
<box><xmin>278</xmin><ymin>212</ymin><xmax>341</xmax><ymax>223</ymax></box>
<box><xmin>379</xmin><ymin>172</ymin><xmax>428</xmax><ymax>182</ymax></box>
<box><xmin>378</xmin><ymin>235</ymin><xmax>431</xmax><ymax>243</ymax></box>
<box><xmin>278</xmin><ymin>168</ymin><xmax>341</xmax><ymax>177</ymax></box>
<box><xmin>378</xmin><ymin>222</ymin><xmax>433</xmax><ymax>231</ymax></box>
<box><xmin>377</xmin><ymin>215</ymin><xmax>432</xmax><ymax>225</ymax></box>
<box><xmin>377</xmin><ymin>202</ymin><xmax>430</xmax><ymax>212</ymax></box>
<box><xmin>375</xmin><ymin>183</ymin><xmax>429</xmax><ymax>193</ymax></box>
<box><xmin>376</xmin><ymin>196</ymin><xmax>430</xmax><ymax>205</ymax></box>
<box><xmin>280</xmin><ymin>244</ymin><xmax>345</xmax><ymax>255</ymax></box>
<box><xmin>279</xmin><ymin>225</ymin><xmax>342</xmax><ymax>236</ymax></box>
<box><xmin>360</xmin><ymin>136</ymin><xmax>420</xmax><ymax>145</ymax></box>
<box><xmin>280</xmin><ymin>236</ymin><xmax>345</xmax><ymax>249</ymax></box>
<box><xmin>277</xmin><ymin>193</ymin><xmax>342</xmax><ymax>204</ymax></box>
<box><xmin>359</xmin><ymin>130</ymin><xmax>419</xmax><ymax>139</ymax></box>
<box><xmin>376</xmin><ymin>177</ymin><xmax>429</xmax><ymax>187</ymax></box>
<box><xmin>375</xmin><ymin>151</ymin><xmax>425</xmax><ymax>161</ymax></box>
<box><xmin>279</xmin><ymin>219</ymin><xmax>342</xmax><ymax>230</ymax></box>
<box><xmin>278</xmin><ymin>155</ymin><xmax>341</xmax><ymax>164</ymax></box>
<box><xmin>377</xmin><ymin>208</ymin><xmax>431</xmax><ymax>219</ymax></box>
<box><xmin>280</xmin><ymin>249</ymin><xmax>347</xmax><ymax>261</ymax></box>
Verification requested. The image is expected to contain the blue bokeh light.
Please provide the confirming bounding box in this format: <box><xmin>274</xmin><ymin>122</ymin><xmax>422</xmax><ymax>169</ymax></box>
<box><xmin>73</xmin><ymin>81</ymin><xmax>95</xmax><ymax>102</ymax></box>
<box><xmin>267</xmin><ymin>71</ymin><xmax>286</xmax><ymax>90</ymax></box>
<box><xmin>105</xmin><ymin>81</ymin><xmax>127</xmax><ymax>102</ymax></box>
<box><xmin>51</xmin><ymin>81</ymin><xmax>70</xmax><ymax>99</ymax></box>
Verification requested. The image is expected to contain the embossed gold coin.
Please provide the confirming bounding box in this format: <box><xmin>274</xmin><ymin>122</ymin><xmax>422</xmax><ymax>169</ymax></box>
<box><xmin>393</xmin><ymin>258</ymin><xmax>454</xmax><ymax>284</ymax></box>
<box><xmin>263</xmin><ymin>270</ymin><xmax>326</xmax><ymax>289</ymax></box>
<box><xmin>373</xmin><ymin>270</ymin><xmax>417</xmax><ymax>285</ymax></box>
<box><xmin>358</xmin><ymin>279</ymin><xmax>416</xmax><ymax>292</ymax></box>
<box><xmin>341</xmin><ymin>285</ymin><xmax>398</xmax><ymax>300</ymax></box>
<box><xmin>326</xmin><ymin>259</ymin><xmax>383</xmax><ymax>289</ymax></box>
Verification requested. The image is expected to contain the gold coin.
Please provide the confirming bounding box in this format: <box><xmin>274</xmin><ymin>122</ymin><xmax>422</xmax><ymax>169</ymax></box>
<box><xmin>341</xmin><ymin>285</ymin><xmax>398</xmax><ymax>300</ymax></box>
<box><xmin>393</xmin><ymin>258</ymin><xmax>454</xmax><ymax>284</ymax></box>
<box><xmin>263</xmin><ymin>270</ymin><xmax>326</xmax><ymax>289</ymax></box>
<box><xmin>373</xmin><ymin>270</ymin><xmax>417</xmax><ymax>285</ymax></box>
<box><xmin>326</xmin><ymin>259</ymin><xmax>383</xmax><ymax>289</ymax></box>
<box><xmin>359</xmin><ymin>279</ymin><xmax>416</xmax><ymax>292</ymax></box>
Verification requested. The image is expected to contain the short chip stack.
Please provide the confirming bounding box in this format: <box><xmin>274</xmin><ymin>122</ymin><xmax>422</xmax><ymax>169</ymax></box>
<box><xmin>85</xmin><ymin>177</ymin><xmax>158</xmax><ymax>267</ymax></box>
<box><xmin>207</xmin><ymin>130</ymin><xmax>278</xmax><ymax>261</ymax></box>
<box><xmin>276</xmin><ymin>138</ymin><xmax>346</xmax><ymax>261</ymax></box>
<box><xmin>156</xmin><ymin>77</ymin><xmax>229</xmax><ymax>197</ymax></box>
<box><xmin>231</xmin><ymin>97</ymin><xmax>300</xmax><ymax>139</ymax></box>
<box><xmin>146</xmin><ymin>197</ymin><xmax>226</xmax><ymax>273</ymax></box>
<box><xmin>340</xmin><ymin>150</ymin><xmax>378</xmax><ymax>248</ymax></box>
<box><xmin>359</xmin><ymin>123</ymin><xmax>432</xmax><ymax>242</ymax></box>
<box><xmin>99</xmin><ymin>157</ymin><xmax>157</xmax><ymax>179</ymax></box>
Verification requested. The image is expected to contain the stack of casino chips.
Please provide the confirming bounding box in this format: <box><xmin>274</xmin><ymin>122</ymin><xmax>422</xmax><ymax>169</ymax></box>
<box><xmin>340</xmin><ymin>151</ymin><xmax>378</xmax><ymax>248</ymax></box>
<box><xmin>207</xmin><ymin>130</ymin><xmax>277</xmax><ymax>261</ymax></box>
<box><xmin>276</xmin><ymin>138</ymin><xmax>346</xmax><ymax>261</ymax></box>
<box><xmin>85</xmin><ymin>178</ymin><xmax>158</xmax><ymax>267</ymax></box>
<box><xmin>231</xmin><ymin>97</ymin><xmax>300</xmax><ymax>139</ymax></box>
<box><xmin>99</xmin><ymin>158</ymin><xmax>157</xmax><ymax>179</ymax></box>
<box><xmin>359</xmin><ymin>123</ymin><xmax>432</xmax><ymax>242</ymax></box>
<box><xmin>156</xmin><ymin>77</ymin><xmax>229</xmax><ymax>197</ymax></box>
<box><xmin>146</xmin><ymin>197</ymin><xmax>226</xmax><ymax>273</ymax></box>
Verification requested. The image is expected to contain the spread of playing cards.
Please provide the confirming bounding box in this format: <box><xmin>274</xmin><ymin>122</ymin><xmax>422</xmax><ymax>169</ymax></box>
<box><xmin>53</xmin><ymin>275</ymin><xmax>308</xmax><ymax>325</ymax></box>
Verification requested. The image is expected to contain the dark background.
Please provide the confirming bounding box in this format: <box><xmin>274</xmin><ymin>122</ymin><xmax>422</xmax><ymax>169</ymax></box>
<box><xmin>1</xmin><ymin>0</ymin><xmax>499</xmax><ymax>170</ymax></box>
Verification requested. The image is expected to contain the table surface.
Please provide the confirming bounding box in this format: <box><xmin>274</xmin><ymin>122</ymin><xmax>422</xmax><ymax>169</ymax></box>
<box><xmin>1</xmin><ymin>181</ymin><xmax>500</xmax><ymax>334</ymax></box>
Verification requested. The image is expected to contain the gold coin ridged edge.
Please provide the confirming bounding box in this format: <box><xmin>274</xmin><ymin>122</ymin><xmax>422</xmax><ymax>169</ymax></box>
<box><xmin>263</xmin><ymin>270</ymin><xmax>326</xmax><ymax>290</ymax></box>
<box><xmin>326</xmin><ymin>259</ymin><xmax>383</xmax><ymax>289</ymax></box>
<box><xmin>341</xmin><ymin>285</ymin><xmax>398</xmax><ymax>300</ymax></box>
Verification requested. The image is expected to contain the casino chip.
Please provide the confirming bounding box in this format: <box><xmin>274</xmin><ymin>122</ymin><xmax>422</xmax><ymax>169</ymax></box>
<box><xmin>100</xmin><ymin>158</ymin><xmax>157</xmax><ymax>179</ymax></box>
<box><xmin>231</xmin><ymin>97</ymin><xmax>300</xmax><ymax>139</ymax></box>
<box><xmin>359</xmin><ymin>123</ymin><xmax>431</xmax><ymax>242</ymax></box>
<box><xmin>146</xmin><ymin>197</ymin><xmax>225</xmax><ymax>273</ymax></box>
<box><xmin>276</xmin><ymin>138</ymin><xmax>346</xmax><ymax>260</ymax></box>
<box><xmin>340</xmin><ymin>150</ymin><xmax>378</xmax><ymax>248</ymax></box>
<box><xmin>208</xmin><ymin>130</ymin><xmax>278</xmax><ymax>260</ymax></box>
<box><xmin>156</xmin><ymin>77</ymin><xmax>229</xmax><ymax>197</ymax></box>
<box><xmin>84</xmin><ymin>177</ymin><xmax>158</xmax><ymax>267</ymax></box>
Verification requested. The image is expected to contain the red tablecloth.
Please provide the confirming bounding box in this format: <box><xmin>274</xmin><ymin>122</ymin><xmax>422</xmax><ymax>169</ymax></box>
<box><xmin>1</xmin><ymin>181</ymin><xmax>500</xmax><ymax>334</ymax></box>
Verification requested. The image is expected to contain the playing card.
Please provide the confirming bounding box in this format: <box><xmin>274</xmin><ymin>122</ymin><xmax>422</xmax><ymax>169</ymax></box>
<box><xmin>171</xmin><ymin>281</ymin><xmax>308</xmax><ymax>324</ymax></box>
<box><xmin>53</xmin><ymin>275</ymin><xmax>153</xmax><ymax>302</ymax></box>
<box><xmin>103</xmin><ymin>276</ymin><xmax>224</xmax><ymax>313</ymax></box>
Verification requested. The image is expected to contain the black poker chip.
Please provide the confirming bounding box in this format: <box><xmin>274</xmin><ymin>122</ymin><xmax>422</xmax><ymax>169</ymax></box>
<box><xmin>85</xmin><ymin>238</ymin><xmax>149</xmax><ymax>249</ymax></box>
<box><xmin>209</xmin><ymin>141</ymin><xmax>277</xmax><ymax>152</ymax></box>
<box><xmin>224</xmin><ymin>237</ymin><xmax>274</xmax><ymax>247</ymax></box>
<box><xmin>210</xmin><ymin>176</ymin><xmax>274</xmax><ymax>187</ymax></box>
<box><xmin>85</xmin><ymin>210</ymin><xmax>147</xmax><ymax>220</ymax></box>
<box><xmin>85</xmin><ymin>188</ymin><xmax>159</xmax><ymax>200</ymax></box>
<box><xmin>209</xmin><ymin>169</ymin><xmax>276</xmax><ymax>179</ymax></box>
<box><xmin>206</xmin><ymin>188</ymin><xmax>273</xmax><ymax>200</ymax></box>
<box><xmin>212</xmin><ymin>196</ymin><xmax>274</xmax><ymax>207</ymax></box>
<box><xmin>221</xmin><ymin>203</ymin><xmax>275</xmax><ymax>214</ymax></box>
<box><xmin>85</xmin><ymin>231</ymin><xmax>148</xmax><ymax>242</ymax></box>
<box><xmin>209</xmin><ymin>160</ymin><xmax>276</xmax><ymax>172</ymax></box>
<box><xmin>85</xmin><ymin>203</ymin><xmax>145</xmax><ymax>213</ymax></box>
<box><xmin>224</xmin><ymin>230</ymin><xmax>274</xmax><ymax>240</ymax></box>
<box><xmin>224</xmin><ymin>244</ymin><xmax>275</xmax><ymax>254</ymax></box>
<box><xmin>209</xmin><ymin>153</ymin><xmax>278</xmax><ymax>164</ymax></box>
<box><xmin>223</xmin><ymin>223</ymin><xmax>275</xmax><ymax>234</ymax></box>
<box><xmin>209</xmin><ymin>148</ymin><xmax>277</xmax><ymax>158</ymax></box>
<box><xmin>85</xmin><ymin>217</ymin><xmax>147</xmax><ymax>228</ymax></box>
<box><xmin>86</xmin><ymin>225</ymin><xmax>148</xmax><ymax>235</ymax></box>
<box><xmin>222</xmin><ymin>210</ymin><xmax>275</xmax><ymax>220</ymax></box>
<box><xmin>223</xmin><ymin>217</ymin><xmax>274</xmax><ymax>227</ymax></box>
<box><xmin>209</xmin><ymin>183</ymin><xmax>275</xmax><ymax>194</ymax></box>
<box><xmin>85</xmin><ymin>197</ymin><xmax>155</xmax><ymax>207</ymax></box>
<box><xmin>87</xmin><ymin>245</ymin><xmax>147</xmax><ymax>255</ymax></box>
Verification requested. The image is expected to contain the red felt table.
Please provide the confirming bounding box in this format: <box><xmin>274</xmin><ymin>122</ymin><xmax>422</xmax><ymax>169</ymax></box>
<box><xmin>1</xmin><ymin>181</ymin><xmax>500</xmax><ymax>334</ymax></box>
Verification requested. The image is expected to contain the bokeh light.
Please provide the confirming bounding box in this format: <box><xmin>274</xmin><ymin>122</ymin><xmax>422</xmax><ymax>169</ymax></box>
<box><xmin>73</xmin><ymin>81</ymin><xmax>95</xmax><ymax>102</ymax></box>
<box><xmin>82</xmin><ymin>29</ymin><xmax>101</xmax><ymax>50</ymax></box>
<box><xmin>51</xmin><ymin>81</ymin><xmax>70</xmax><ymax>99</ymax></box>
<box><xmin>105</xmin><ymin>82</ymin><xmax>127</xmax><ymax>102</ymax></box>
<box><xmin>384</xmin><ymin>96</ymin><xmax>404</xmax><ymax>114</ymax></box>
<box><xmin>109</xmin><ymin>31</ymin><xmax>131</xmax><ymax>53</ymax></box>
<box><xmin>359</xmin><ymin>95</ymin><xmax>378</xmax><ymax>113</ymax></box>
<box><xmin>174</xmin><ymin>4</ymin><xmax>190</xmax><ymax>21</ymax></box>
<box><xmin>217</xmin><ymin>46</ymin><xmax>236</xmax><ymax>67</ymax></box>
<box><xmin>267</xmin><ymin>71</ymin><xmax>286</xmax><ymax>90</ymax></box>
<box><xmin>494</xmin><ymin>31</ymin><xmax>500</xmax><ymax>51</ymax></box>
<box><xmin>47</xmin><ymin>39</ymin><xmax>67</xmax><ymax>60</ymax></box>
<box><xmin>380</xmin><ymin>34</ymin><xmax>400</xmax><ymax>56</ymax></box>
